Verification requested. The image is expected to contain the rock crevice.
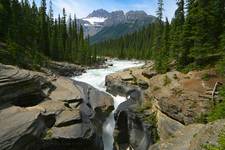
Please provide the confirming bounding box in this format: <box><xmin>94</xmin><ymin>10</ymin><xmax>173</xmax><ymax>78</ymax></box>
<box><xmin>105</xmin><ymin>62</ymin><xmax>225</xmax><ymax>150</ymax></box>
<box><xmin>0</xmin><ymin>63</ymin><xmax>114</xmax><ymax>150</ymax></box>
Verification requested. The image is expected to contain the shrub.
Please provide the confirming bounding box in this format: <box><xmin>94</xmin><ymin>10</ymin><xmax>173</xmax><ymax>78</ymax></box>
<box><xmin>207</xmin><ymin>101</ymin><xmax>225</xmax><ymax>122</ymax></box>
<box><xmin>135</xmin><ymin>100</ymin><xmax>153</xmax><ymax>113</ymax></box>
<box><xmin>163</xmin><ymin>75</ymin><xmax>171</xmax><ymax>86</ymax></box>
<box><xmin>202</xmin><ymin>129</ymin><xmax>225</xmax><ymax>150</ymax></box>
<box><xmin>143</xmin><ymin>112</ymin><xmax>159</xmax><ymax>142</ymax></box>
<box><xmin>216</xmin><ymin>57</ymin><xmax>225</xmax><ymax>76</ymax></box>
<box><xmin>43</xmin><ymin>129</ymin><xmax>53</xmax><ymax>140</ymax></box>
<box><xmin>202</xmin><ymin>73</ymin><xmax>210</xmax><ymax>81</ymax></box>
<box><xmin>153</xmin><ymin>86</ymin><xmax>161</xmax><ymax>91</ymax></box>
<box><xmin>196</xmin><ymin>85</ymin><xmax>225</xmax><ymax>123</ymax></box>
<box><xmin>0</xmin><ymin>41</ymin><xmax>49</xmax><ymax>70</ymax></box>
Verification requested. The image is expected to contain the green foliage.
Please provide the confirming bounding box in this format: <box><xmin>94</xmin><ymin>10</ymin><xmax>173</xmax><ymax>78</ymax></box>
<box><xmin>0</xmin><ymin>0</ymin><xmax>97</xmax><ymax>67</ymax></box>
<box><xmin>0</xmin><ymin>3</ymin><xmax>3</xmax><ymax>11</ymax></box>
<box><xmin>196</xmin><ymin>85</ymin><xmax>225</xmax><ymax>123</ymax></box>
<box><xmin>1</xmin><ymin>0</ymin><xmax>225</xmax><ymax>71</ymax></box>
<box><xmin>196</xmin><ymin>113</ymin><xmax>208</xmax><ymax>124</ymax></box>
<box><xmin>90</xmin><ymin>21</ymin><xmax>154</xmax><ymax>44</ymax></box>
<box><xmin>218</xmin><ymin>86</ymin><xmax>225</xmax><ymax>98</ymax></box>
<box><xmin>153</xmin><ymin>86</ymin><xmax>161</xmax><ymax>91</ymax></box>
<box><xmin>202</xmin><ymin>73</ymin><xmax>210</xmax><ymax>81</ymax></box>
<box><xmin>0</xmin><ymin>41</ymin><xmax>48</xmax><ymax>70</ymax></box>
<box><xmin>134</xmin><ymin>99</ymin><xmax>159</xmax><ymax>143</ymax></box>
<box><xmin>207</xmin><ymin>85</ymin><xmax>225</xmax><ymax>122</ymax></box>
<box><xmin>43</xmin><ymin>129</ymin><xmax>53</xmax><ymax>140</ymax></box>
<box><xmin>135</xmin><ymin>100</ymin><xmax>153</xmax><ymax>113</ymax></box>
<box><xmin>179</xmin><ymin>63</ymin><xmax>201</xmax><ymax>73</ymax></box>
<box><xmin>207</xmin><ymin>101</ymin><xmax>225</xmax><ymax>122</ymax></box>
<box><xmin>144</xmin><ymin>112</ymin><xmax>160</xmax><ymax>142</ymax></box>
<box><xmin>94</xmin><ymin>0</ymin><xmax>225</xmax><ymax>73</ymax></box>
<box><xmin>216</xmin><ymin>58</ymin><xmax>225</xmax><ymax>75</ymax></box>
<box><xmin>155</xmin><ymin>55</ymin><xmax>169</xmax><ymax>74</ymax></box>
<box><xmin>203</xmin><ymin>130</ymin><xmax>225</xmax><ymax>150</ymax></box>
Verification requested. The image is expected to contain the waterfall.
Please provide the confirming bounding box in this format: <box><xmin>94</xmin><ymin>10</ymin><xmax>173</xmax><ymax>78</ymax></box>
<box><xmin>73</xmin><ymin>60</ymin><xmax>144</xmax><ymax>150</ymax></box>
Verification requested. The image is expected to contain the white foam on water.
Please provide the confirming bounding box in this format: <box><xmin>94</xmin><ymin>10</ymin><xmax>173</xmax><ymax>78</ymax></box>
<box><xmin>72</xmin><ymin>59</ymin><xmax>144</xmax><ymax>150</ymax></box>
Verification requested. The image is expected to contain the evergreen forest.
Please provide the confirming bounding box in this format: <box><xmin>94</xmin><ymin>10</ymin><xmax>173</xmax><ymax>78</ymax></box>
<box><xmin>95</xmin><ymin>0</ymin><xmax>225</xmax><ymax>73</ymax></box>
<box><xmin>0</xmin><ymin>0</ymin><xmax>96</xmax><ymax>69</ymax></box>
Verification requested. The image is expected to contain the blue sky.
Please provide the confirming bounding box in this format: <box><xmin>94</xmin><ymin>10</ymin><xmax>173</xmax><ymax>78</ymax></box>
<box><xmin>32</xmin><ymin>0</ymin><xmax>177</xmax><ymax>20</ymax></box>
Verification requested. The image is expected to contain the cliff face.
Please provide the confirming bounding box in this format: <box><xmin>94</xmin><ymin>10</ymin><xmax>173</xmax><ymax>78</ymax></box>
<box><xmin>78</xmin><ymin>9</ymin><xmax>156</xmax><ymax>43</ymax></box>
<box><xmin>105</xmin><ymin>61</ymin><xmax>225</xmax><ymax>150</ymax></box>
<box><xmin>0</xmin><ymin>63</ymin><xmax>114</xmax><ymax>150</ymax></box>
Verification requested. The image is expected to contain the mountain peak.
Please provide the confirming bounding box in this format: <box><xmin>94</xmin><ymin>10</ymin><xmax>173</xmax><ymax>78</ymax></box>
<box><xmin>126</xmin><ymin>10</ymin><xmax>148</xmax><ymax>20</ymax></box>
<box><xmin>126</xmin><ymin>10</ymin><xmax>147</xmax><ymax>15</ymax></box>
<box><xmin>87</xmin><ymin>9</ymin><xmax>110</xmax><ymax>18</ymax></box>
<box><xmin>79</xmin><ymin>9</ymin><xmax>156</xmax><ymax>40</ymax></box>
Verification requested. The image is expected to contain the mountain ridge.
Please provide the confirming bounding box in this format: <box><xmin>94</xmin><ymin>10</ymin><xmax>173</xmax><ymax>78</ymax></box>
<box><xmin>78</xmin><ymin>9</ymin><xmax>156</xmax><ymax>43</ymax></box>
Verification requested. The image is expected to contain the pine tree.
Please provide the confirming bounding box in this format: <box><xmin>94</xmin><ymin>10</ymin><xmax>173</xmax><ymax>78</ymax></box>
<box><xmin>39</xmin><ymin>0</ymin><xmax>49</xmax><ymax>56</ymax></box>
<box><xmin>219</xmin><ymin>0</ymin><xmax>225</xmax><ymax>51</ymax></box>
<box><xmin>0</xmin><ymin>0</ymin><xmax>11</xmax><ymax>39</ymax></box>
<box><xmin>30</xmin><ymin>0</ymin><xmax>38</xmax><ymax>49</ymax></box>
<box><xmin>48</xmin><ymin>0</ymin><xmax>54</xmax><ymax>27</ymax></box>
<box><xmin>79</xmin><ymin>25</ymin><xmax>84</xmax><ymax>53</ymax></box>
<box><xmin>72</xmin><ymin>14</ymin><xmax>78</xmax><ymax>61</ymax></box>
<box><xmin>10</xmin><ymin>0</ymin><xmax>23</xmax><ymax>42</ymax></box>
<box><xmin>183</xmin><ymin>0</ymin><xmax>218</xmax><ymax>65</ymax></box>
<box><xmin>0</xmin><ymin>0</ymin><xmax>91</xmax><ymax>65</ymax></box>
<box><xmin>52</xmin><ymin>19</ymin><xmax>59</xmax><ymax>60</ymax></box>
<box><xmin>62</xmin><ymin>8</ymin><xmax>67</xmax><ymax>59</ymax></box>
<box><xmin>170</xmin><ymin>0</ymin><xmax>185</xmax><ymax>58</ymax></box>
<box><xmin>48</xmin><ymin>0</ymin><xmax>54</xmax><ymax>56</ymax></box>
<box><xmin>154</xmin><ymin>0</ymin><xmax>164</xmax><ymax>52</ymax></box>
<box><xmin>78</xmin><ymin>25</ymin><xmax>85</xmax><ymax>63</ymax></box>
<box><xmin>156</xmin><ymin>0</ymin><xmax>163</xmax><ymax>23</ymax></box>
<box><xmin>67</xmin><ymin>14</ymin><xmax>73</xmax><ymax>61</ymax></box>
<box><xmin>163</xmin><ymin>18</ymin><xmax>170</xmax><ymax>56</ymax></box>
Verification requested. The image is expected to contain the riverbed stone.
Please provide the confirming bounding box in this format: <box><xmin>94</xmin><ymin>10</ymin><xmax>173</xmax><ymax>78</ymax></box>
<box><xmin>54</xmin><ymin>109</ymin><xmax>81</xmax><ymax>127</ymax></box>
<box><xmin>149</xmin><ymin>119</ymin><xmax>225</xmax><ymax>150</ymax></box>
<box><xmin>142</xmin><ymin>70</ymin><xmax>157</xmax><ymax>79</ymax></box>
<box><xmin>0</xmin><ymin>106</ymin><xmax>48</xmax><ymax>150</ymax></box>
<box><xmin>47</xmin><ymin>61</ymin><xmax>85</xmax><ymax>77</ymax></box>
<box><xmin>121</xmin><ymin>74</ymin><xmax>134</xmax><ymax>81</ymax></box>
<box><xmin>137</xmin><ymin>79</ymin><xmax>149</xmax><ymax>89</ymax></box>
<box><xmin>0</xmin><ymin>64</ymin><xmax>52</xmax><ymax>107</ymax></box>
<box><xmin>0</xmin><ymin>63</ymin><xmax>114</xmax><ymax>150</ymax></box>
<box><xmin>105</xmin><ymin>61</ymin><xmax>225</xmax><ymax>150</ymax></box>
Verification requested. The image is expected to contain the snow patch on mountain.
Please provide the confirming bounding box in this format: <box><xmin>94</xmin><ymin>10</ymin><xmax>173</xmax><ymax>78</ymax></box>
<box><xmin>83</xmin><ymin>17</ymin><xmax>107</xmax><ymax>25</ymax></box>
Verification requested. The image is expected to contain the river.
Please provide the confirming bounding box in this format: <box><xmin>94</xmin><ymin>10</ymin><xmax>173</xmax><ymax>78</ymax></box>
<box><xmin>72</xmin><ymin>60</ymin><xmax>144</xmax><ymax>150</ymax></box>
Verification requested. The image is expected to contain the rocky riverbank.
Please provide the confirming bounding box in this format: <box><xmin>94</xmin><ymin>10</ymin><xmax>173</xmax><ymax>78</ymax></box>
<box><xmin>0</xmin><ymin>63</ymin><xmax>114</xmax><ymax>150</ymax></box>
<box><xmin>105</xmin><ymin>61</ymin><xmax>225</xmax><ymax>150</ymax></box>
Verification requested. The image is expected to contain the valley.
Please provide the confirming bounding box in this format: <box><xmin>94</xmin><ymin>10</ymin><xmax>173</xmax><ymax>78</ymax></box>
<box><xmin>0</xmin><ymin>0</ymin><xmax>225</xmax><ymax>150</ymax></box>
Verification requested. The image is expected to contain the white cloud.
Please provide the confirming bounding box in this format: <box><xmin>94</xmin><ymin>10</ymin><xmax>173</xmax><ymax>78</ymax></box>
<box><xmin>52</xmin><ymin>0</ymin><xmax>91</xmax><ymax>18</ymax></box>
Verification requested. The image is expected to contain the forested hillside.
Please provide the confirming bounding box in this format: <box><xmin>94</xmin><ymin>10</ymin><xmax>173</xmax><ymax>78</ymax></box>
<box><xmin>89</xmin><ymin>15</ymin><xmax>156</xmax><ymax>44</ymax></box>
<box><xmin>1</xmin><ymin>0</ymin><xmax>225</xmax><ymax>73</ymax></box>
<box><xmin>95</xmin><ymin>0</ymin><xmax>225</xmax><ymax>73</ymax></box>
<box><xmin>0</xmin><ymin>0</ymin><xmax>97</xmax><ymax>69</ymax></box>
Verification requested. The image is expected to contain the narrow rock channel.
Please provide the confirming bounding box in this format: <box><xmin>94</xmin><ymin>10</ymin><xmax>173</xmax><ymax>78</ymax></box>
<box><xmin>72</xmin><ymin>60</ymin><xmax>144</xmax><ymax>150</ymax></box>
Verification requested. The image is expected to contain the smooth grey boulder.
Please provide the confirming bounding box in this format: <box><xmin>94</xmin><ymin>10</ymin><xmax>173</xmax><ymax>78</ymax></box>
<box><xmin>0</xmin><ymin>106</ymin><xmax>54</xmax><ymax>150</ymax></box>
<box><xmin>0</xmin><ymin>63</ymin><xmax>114</xmax><ymax>150</ymax></box>
<box><xmin>74</xmin><ymin>81</ymin><xmax>114</xmax><ymax>122</ymax></box>
<box><xmin>48</xmin><ymin>61</ymin><xmax>85</xmax><ymax>77</ymax></box>
<box><xmin>142</xmin><ymin>70</ymin><xmax>157</xmax><ymax>79</ymax></box>
<box><xmin>137</xmin><ymin>79</ymin><xmax>149</xmax><ymax>89</ymax></box>
<box><xmin>113</xmin><ymin>88</ymin><xmax>154</xmax><ymax>150</ymax></box>
<box><xmin>0</xmin><ymin>64</ymin><xmax>53</xmax><ymax>107</ymax></box>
